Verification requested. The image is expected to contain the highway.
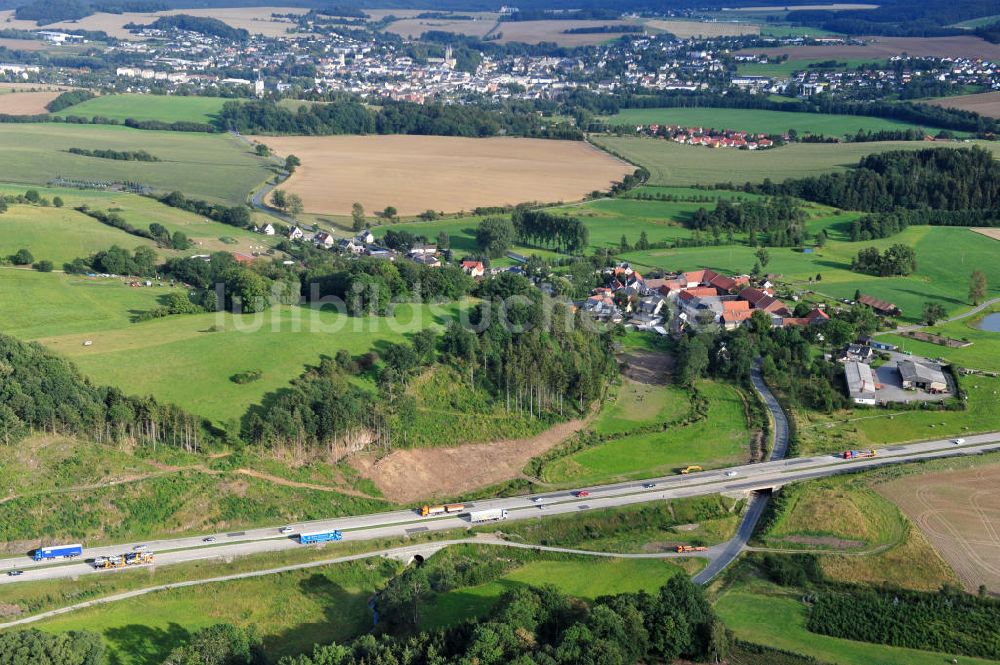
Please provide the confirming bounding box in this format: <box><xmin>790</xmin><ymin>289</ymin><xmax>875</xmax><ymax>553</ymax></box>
<box><xmin>3</xmin><ymin>431</ymin><xmax>999</xmax><ymax>586</ymax></box>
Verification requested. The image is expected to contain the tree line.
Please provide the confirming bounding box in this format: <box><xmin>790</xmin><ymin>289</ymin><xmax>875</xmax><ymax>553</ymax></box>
<box><xmin>68</xmin><ymin>147</ymin><xmax>160</xmax><ymax>161</ymax></box>
<box><xmin>74</xmin><ymin>206</ymin><xmax>190</xmax><ymax>250</ymax></box>
<box><xmin>850</xmin><ymin>243</ymin><xmax>918</xmax><ymax>276</ymax></box>
<box><xmin>689</xmin><ymin>197</ymin><xmax>807</xmax><ymax>247</ymax></box>
<box><xmin>215</xmin><ymin>99</ymin><xmax>583</xmax><ymax>140</ymax></box>
<box><xmin>158</xmin><ymin>191</ymin><xmax>252</xmax><ymax>229</ymax></box>
<box><xmin>0</xmin><ymin>333</ymin><xmax>206</xmax><ymax>451</ymax></box>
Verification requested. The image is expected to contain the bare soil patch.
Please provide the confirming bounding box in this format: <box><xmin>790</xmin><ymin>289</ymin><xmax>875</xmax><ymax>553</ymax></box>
<box><xmin>972</xmin><ymin>228</ymin><xmax>1000</xmax><ymax>241</ymax></box>
<box><xmin>878</xmin><ymin>464</ymin><xmax>1000</xmax><ymax>593</ymax></box>
<box><xmin>926</xmin><ymin>91</ymin><xmax>1000</xmax><ymax>119</ymax></box>
<box><xmin>350</xmin><ymin>416</ymin><xmax>592</xmax><ymax>503</ymax></box>
<box><xmin>0</xmin><ymin>91</ymin><xmax>62</xmax><ymax>115</ymax></box>
<box><xmin>741</xmin><ymin>35</ymin><xmax>1000</xmax><ymax>60</ymax></box>
<box><xmin>253</xmin><ymin>134</ymin><xmax>632</xmax><ymax>215</ymax></box>
<box><xmin>646</xmin><ymin>19</ymin><xmax>760</xmax><ymax>37</ymax></box>
<box><xmin>621</xmin><ymin>350</ymin><xmax>674</xmax><ymax>385</ymax></box>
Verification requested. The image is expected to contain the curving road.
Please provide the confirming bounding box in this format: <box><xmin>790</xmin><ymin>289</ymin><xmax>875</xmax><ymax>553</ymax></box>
<box><xmin>693</xmin><ymin>363</ymin><xmax>789</xmax><ymax>584</ymax></box>
<box><xmin>875</xmin><ymin>296</ymin><xmax>1000</xmax><ymax>337</ymax></box>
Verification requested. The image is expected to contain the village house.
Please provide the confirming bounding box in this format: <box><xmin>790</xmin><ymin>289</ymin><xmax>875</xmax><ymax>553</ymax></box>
<box><xmin>845</xmin><ymin>360</ymin><xmax>877</xmax><ymax>405</ymax></box>
<box><xmin>858</xmin><ymin>294</ymin><xmax>901</xmax><ymax>317</ymax></box>
<box><xmin>838</xmin><ymin>343</ymin><xmax>875</xmax><ymax>364</ymax></box>
<box><xmin>460</xmin><ymin>260</ymin><xmax>485</xmax><ymax>278</ymax></box>
<box><xmin>287</xmin><ymin>226</ymin><xmax>304</xmax><ymax>241</ymax></box>
<box><xmin>259</xmin><ymin>223</ymin><xmax>275</xmax><ymax>236</ymax></box>
<box><xmin>313</xmin><ymin>232</ymin><xmax>335</xmax><ymax>249</ymax></box>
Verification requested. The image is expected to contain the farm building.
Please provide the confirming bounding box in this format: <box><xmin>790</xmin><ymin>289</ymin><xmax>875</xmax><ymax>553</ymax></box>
<box><xmin>898</xmin><ymin>359</ymin><xmax>948</xmax><ymax>392</ymax></box>
<box><xmin>845</xmin><ymin>360</ymin><xmax>877</xmax><ymax>405</ymax></box>
<box><xmin>858</xmin><ymin>294</ymin><xmax>901</xmax><ymax>317</ymax></box>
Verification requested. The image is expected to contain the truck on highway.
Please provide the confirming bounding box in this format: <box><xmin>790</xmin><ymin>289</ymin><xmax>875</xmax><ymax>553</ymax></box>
<box><xmin>299</xmin><ymin>530</ymin><xmax>343</xmax><ymax>544</ymax></box>
<box><xmin>94</xmin><ymin>551</ymin><xmax>154</xmax><ymax>569</ymax></box>
<box><xmin>843</xmin><ymin>449</ymin><xmax>877</xmax><ymax>460</ymax></box>
<box><xmin>467</xmin><ymin>508</ymin><xmax>508</xmax><ymax>523</ymax></box>
<box><xmin>675</xmin><ymin>545</ymin><xmax>708</xmax><ymax>553</ymax></box>
<box><xmin>33</xmin><ymin>544</ymin><xmax>83</xmax><ymax>561</ymax></box>
<box><xmin>420</xmin><ymin>503</ymin><xmax>465</xmax><ymax>517</ymax></box>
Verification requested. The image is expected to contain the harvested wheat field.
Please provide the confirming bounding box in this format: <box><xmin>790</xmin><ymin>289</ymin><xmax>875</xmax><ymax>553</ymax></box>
<box><xmin>254</xmin><ymin>134</ymin><xmax>632</xmax><ymax>215</ymax></box>
<box><xmin>0</xmin><ymin>7</ymin><xmax>307</xmax><ymax>40</ymax></box>
<box><xmin>972</xmin><ymin>228</ymin><xmax>1000</xmax><ymax>241</ymax></box>
<box><xmin>927</xmin><ymin>91</ymin><xmax>1000</xmax><ymax>119</ymax></box>
<box><xmin>646</xmin><ymin>19</ymin><xmax>759</xmax><ymax>38</ymax></box>
<box><xmin>0</xmin><ymin>90</ymin><xmax>63</xmax><ymax>115</ymax></box>
<box><xmin>495</xmin><ymin>20</ymin><xmax>645</xmax><ymax>46</ymax></box>
<box><xmin>351</xmin><ymin>416</ymin><xmax>591</xmax><ymax>503</ymax></box>
<box><xmin>740</xmin><ymin>35</ymin><xmax>1000</xmax><ymax>61</ymax></box>
<box><xmin>386</xmin><ymin>12</ymin><xmax>499</xmax><ymax>39</ymax></box>
<box><xmin>878</xmin><ymin>464</ymin><xmax>1000</xmax><ymax>593</ymax></box>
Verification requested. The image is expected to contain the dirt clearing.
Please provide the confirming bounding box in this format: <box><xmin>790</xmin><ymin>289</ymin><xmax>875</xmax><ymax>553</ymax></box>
<box><xmin>350</xmin><ymin>416</ymin><xmax>591</xmax><ymax>503</ymax></box>
<box><xmin>972</xmin><ymin>228</ymin><xmax>1000</xmax><ymax>241</ymax></box>
<box><xmin>253</xmin><ymin>134</ymin><xmax>632</xmax><ymax>215</ymax></box>
<box><xmin>878</xmin><ymin>464</ymin><xmax>1000</xmax><ymax>594</ymax></box>
<box><xmin>621</xmin><ymin>350</ymin><xmax>674</xmax><ymax>385</ymax></box>
<box><xmin>928</xmin><ymin>91</ymin><xmax>1000</xmax><ymax>119</ymax></box>
<box><xmin>740</xmin><ymin>35</ymin><xmax>1000</xmax><ymax>60</ymax></box>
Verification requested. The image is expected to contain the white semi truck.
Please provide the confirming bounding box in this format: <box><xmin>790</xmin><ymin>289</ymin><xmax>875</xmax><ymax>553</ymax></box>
<box><xmin>467</xmin><ymin>508</ymin><xmax>509</xmax><ymax>523</ymax></box>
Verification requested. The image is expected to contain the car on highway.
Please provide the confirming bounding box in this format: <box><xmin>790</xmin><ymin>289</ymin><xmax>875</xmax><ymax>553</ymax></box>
<box><xmin>531</xmin><ymin>497</ymin><xmax>544</xmax><ymax>503</ymax></box>
<box><xmin>279</xmin><ymin>526</ymin><xmax>294</xmax><ymax>534</ymax></box>
<box><xmin>202</xmin><ymin>536</ymin><xmax>217</xmax><ymax>543</ymax></box>
<box><xmin>7</xmin><ymin>570</ymin><xmax>22</xmax><ymax>577</ymax></box>
<box><xmin>724</xmin><ymin>471</ymin><xmax>738</xmax><ymax>477</ymax></box>
<box><xmin>573</xmin><ymin>490</ymin><xmax>590</xmax><ymax>497</ymax></box>
<box><xmin>953</xmin><ymin>438</ymin><xmax>966</xmax><ymax>445</ymax></box>
<box><xmin>132</xmin><ymin>545</ymin><xmax>148</xmax><ymax>552</ymax></box>
<box><xmin>642</xmin><ymin>483</ymin><xmax>656</xmax><ymax>489</ymax></box>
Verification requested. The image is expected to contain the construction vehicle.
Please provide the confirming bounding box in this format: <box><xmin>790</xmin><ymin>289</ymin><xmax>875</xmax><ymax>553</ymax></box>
<box><xmin>419</xmin><ymin>503</ymin><xmax>465</xmax><ymax>517</ymax></box>
<box><xmin>843</xmin><ymin>449</ymin><xmax>877</xmax><ymax>460</ymax></box>
<box><xmin>467</xmin><ymin>508</ymin><xmax>508</xmax><ymax>523</ymax></box>
<box><xmin>94</xmin><ymin>551</ymin><xmax>154</xmax><ymax>569</ymax></box>
<box><xmin>674</xmin><ymin>545</ymin><xmax>709</xmax><ymax>553</ymax></box>
<box><xmin>679</xmin><ymin>465</ymin><xmax>703</xmax><ymax>474</ymax></box>
<box><xmin>33</xmin><ymin>544</ymin><xmax>83</xmax><ymax>561</ymax></box>
<box><xmin>298</xmin><ymin>530</ymin><xmax>343</xmax><ymax>544</ymax></box>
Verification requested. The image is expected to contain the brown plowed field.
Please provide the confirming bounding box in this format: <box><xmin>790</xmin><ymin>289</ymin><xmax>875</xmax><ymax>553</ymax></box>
<box><xmin>350</xmin><ymin>416</ymin><xmax>592</xmax><ymax>503</ymax></box>
<box><xmin>0</xmin><ymin>91</ymin><xmax>64</xmax><ymax>115</ymax></box>
<box><xmin>878</xmin><ymin>464</ymin><xmax>1000</xmax><ymax>594</ymax></box>
<box><xmin>927</xmin><ymin>91</ymin><xmax>1000</xmax><ymax>119</ymax></box>
<box><xmin>740</xmin><ymin>35</ymin><xmax>1000</xmax><ymax>60</ymax></box>
<box><xmin>253</xmin><ymin>134</ymin><xmax>632</xmax><ymax>215</ymax></box>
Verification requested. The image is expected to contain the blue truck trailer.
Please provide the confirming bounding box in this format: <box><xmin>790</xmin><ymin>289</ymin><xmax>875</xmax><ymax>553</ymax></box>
<box><xmin>298</xmin><ymin>530</ymin><xmax>343</xmax><ymax>544</ymax></box>
<box><xmin>33</xmin><ymin>544</ymin><xmax>83</xmax><ymax>561</ymax></box>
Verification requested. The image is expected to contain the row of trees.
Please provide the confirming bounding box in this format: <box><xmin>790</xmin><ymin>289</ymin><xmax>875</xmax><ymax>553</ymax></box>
<box><xmin>75</xmin><ymin>207</ymin><xmax>190</xmax><ymax>250</ymax></box>
<box><xmin>158</xmin><ymin>191</ymin><xmax>252</xmax><ymax>229</ymax></box>
<box><xmin>216</xmin><ymin>99</ymin><xmax>582</xmax><ymax>140</ymax></box>
<box><xmin>512</xmin><ymin>209</ymin><xmax>590</xmax><ymax>254</ymax></box>
<box><xmin>64</xmin><ymin>244</ymin><xmax>159</xmax><ymax>277</ymax></box>
<box><xmin>68</xmin><ymin>147</ymin><xmax>160</xmax><ymax>162</ymax></box>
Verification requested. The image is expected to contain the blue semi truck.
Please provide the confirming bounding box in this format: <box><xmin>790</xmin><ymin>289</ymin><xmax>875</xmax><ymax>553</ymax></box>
<box><xmin>33</xmin><ymin>544</ymin><xmax>83</xmax><ymax>561</ymax></box>
<box><xmin>298</xmin><ymin>530</ymin><xmax>343</xmax><ymax>544</ymax></box>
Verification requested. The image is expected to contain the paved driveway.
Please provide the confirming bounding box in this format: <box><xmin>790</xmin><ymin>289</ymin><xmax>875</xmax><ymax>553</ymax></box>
<box><xmin>875</xmin><ymin>352</ymin><xmax>951</xmax><ymax>404</ymax></box>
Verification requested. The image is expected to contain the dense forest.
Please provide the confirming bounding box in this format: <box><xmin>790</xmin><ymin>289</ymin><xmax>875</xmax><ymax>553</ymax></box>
<box><xmin>512</xmin><ymin>208</ymin><xmax>591</xmax><ymax>253</ymax></box>
<box><xmin>744</xmin><ymin>148</ymin><xmax>1000</xmax><ymax>224</ymax></box>
<box><xmin>0</xmin><ymin>334</ymin><xmax>206</xmax><ymax>450</ymax></box>
<box><xmin>689</xmin><ymin>197</ymin><xmax>807</xmax><ymax>247</ymax></box>
<box><xmin>783</xmin><ymin>0</ymin><xmax>1000</xmax><ymax>36</ymax></box>
<box><xmin>125</xmin><ymin>14</ymin><xmax>249</xmax><ymax>40</ymax></box>
<box><xmin>215</xmin><ymin>99</ymin><xmax>583</xmax><ymax>139</ymax></box>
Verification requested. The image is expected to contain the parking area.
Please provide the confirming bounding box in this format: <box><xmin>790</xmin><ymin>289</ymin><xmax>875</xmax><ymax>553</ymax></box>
<box><xmin>874</xmin><ymin>352</ymin><xmax>953</xmax><ymax>404</ymax></box>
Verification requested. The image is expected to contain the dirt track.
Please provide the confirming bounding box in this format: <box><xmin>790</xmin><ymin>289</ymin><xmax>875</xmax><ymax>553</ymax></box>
<box><xmin>878</xmin><ymin>464</ymin><xmax>1000</xmax><ymax>594</ymax></box>
<box><xmin>251</xmin><ymin>134</ymin><xmax>632</xmax><ymax>215</ymax></box>
<box><xmin>350</xmin><ymin>416</ymin><xmax>592</xmax><ymax>503</ymax></box>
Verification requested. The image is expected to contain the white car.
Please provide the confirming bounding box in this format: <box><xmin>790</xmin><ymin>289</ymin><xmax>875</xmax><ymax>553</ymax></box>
<box><xmin>531</xmin><ymin>497</ymin><xmax>544</xmax><ymax>504</ymax></box>
<box><xmin>132</xmin><ymin>545</ymin><xmax>148</xmax><ymax>552</ymax></box>
<box><xmin>279</xmin><ymin>526</ymin><xmax>294</xmax><ymax>534</ymax></box>
<box><xmin>724</xmin><ymin>471</ymin><xmax>738</xmax><ymax>477</ymax></box>
<box><xmin>953</xmin><ymin>438</ymin><xmax>966</xmax><ymax>445</ymax></box>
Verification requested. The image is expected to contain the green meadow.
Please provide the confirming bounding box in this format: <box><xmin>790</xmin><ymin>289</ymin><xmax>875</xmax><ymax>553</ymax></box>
<box><xmin>880</xmin><ymin>304</ymin><xmax>1000</xmax><ymax>371</ymax></box>
<box><xmin>602</xmin><ymin>106</ymin><xmax>925</xmax><ymax>136</ymax></box>
<box><xmin>34</xmin><ymin>559</ymin><xmax>399</xmax><ymax>665</ymax></box>
<box><xmin>0</xmin><ymin>123</ymin><xmax>273</xmax><ymax>205</ymax></box>
<box><xmin>0</xmin><ymin>184</ymin><xmax>269</xmax><ymax>264</ymax></box>
<box><xmin>591</xmin><ymin>136</ymin><xmax>1000</xmax><ymax>187</ymax></box>
<box><xmin>52</xmin><ymin>94</ymin><xmax>229</xmax><ymax>125</ymax></box>
<box><xmin>619</xmin><ymin>226</ymin><xmax>1000</xmax><ymax>324</ymax></box>
<box><xmin>541</xmin><ymin>380</ymin><xmax>750</xmax><ymax>484</ymax></box>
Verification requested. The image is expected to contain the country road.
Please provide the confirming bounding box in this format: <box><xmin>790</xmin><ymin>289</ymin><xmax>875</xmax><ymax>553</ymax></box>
<box><xmin>4</xmin><ymin>431</ymin><xmax>999</xmax><ymax>591</ymax></box>
<box><xmin>875</xmin><ymin>296</ymin><xmax>1000</xmax><ymax>336</ymax></box>
<box><xmin>693</xmin><ymin>363</ymin><xmax>789</xmax><ymax>584</ymax></box>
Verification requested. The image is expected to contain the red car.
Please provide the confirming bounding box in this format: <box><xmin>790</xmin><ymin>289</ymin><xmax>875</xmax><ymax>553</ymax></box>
<box><xmin>573</xmin><ymin>490</ymin><xmax>590</xmax><ymax>498</ymax></box>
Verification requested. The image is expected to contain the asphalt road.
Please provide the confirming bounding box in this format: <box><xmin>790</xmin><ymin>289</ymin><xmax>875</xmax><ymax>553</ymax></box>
<box><xmin>3</xmin><ymin>431</ymin><xmax>998</xmax><ymax>586</ymax></box>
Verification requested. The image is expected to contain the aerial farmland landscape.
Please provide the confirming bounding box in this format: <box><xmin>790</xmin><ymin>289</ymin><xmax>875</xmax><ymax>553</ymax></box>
<box><xmin>1</xmin><ymin>0</ymin><xmax>1000</xmax><ymax>663</ymax></box>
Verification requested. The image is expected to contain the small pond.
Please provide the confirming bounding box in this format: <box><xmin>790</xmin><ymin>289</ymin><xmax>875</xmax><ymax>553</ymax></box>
<box><xmin>980</xmin><ymin>312</ymin><xmax>1000</xmax><ymax>332</ymax></box>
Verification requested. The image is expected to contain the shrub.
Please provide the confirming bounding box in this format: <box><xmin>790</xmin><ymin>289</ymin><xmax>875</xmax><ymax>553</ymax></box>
<box><xmin>32</xmin><ymin>260</ymin><xmax>53</xmax><ymax>272</ymax></box>
<box><xmin>231</xmin><ymin>369</ymin><xmax>263</xmax><ymax>384</ymax></box>
<box><xmin>10</xmin><ymin>248</ymin><xmax>34</xmax><ymax>265</ymax></box>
